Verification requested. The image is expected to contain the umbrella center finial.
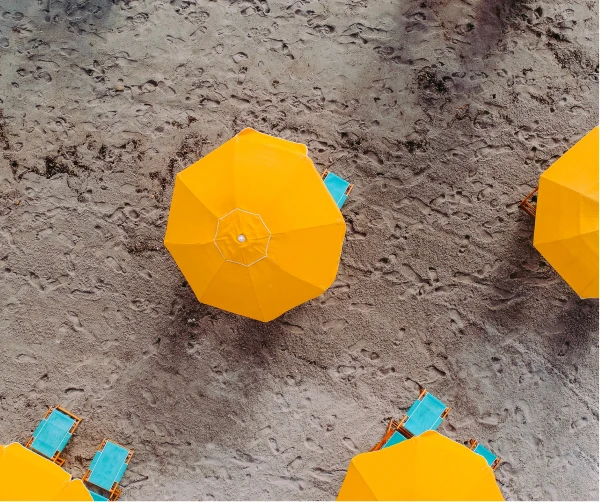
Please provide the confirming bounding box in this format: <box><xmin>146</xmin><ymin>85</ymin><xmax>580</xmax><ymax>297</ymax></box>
<box><xmin>213</xmin><ymin>209</ymin><xmax>271</xmax><ymax>266</ymax></box>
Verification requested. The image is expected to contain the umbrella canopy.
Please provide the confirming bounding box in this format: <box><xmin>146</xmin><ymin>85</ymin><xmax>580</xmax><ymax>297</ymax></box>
<box><xmin>534</xmin><ymin>126</ymin><xmax>599</xmax><ymax>298</ymax></box>
<box><xmin>0</xmin><ymin>443</ymin><xmax>92</xmax><ymax>501</ymax></box>
<box><xmin>337</xmin><ymin>431</ymin><xmax>503</xmax><ymax>501</ymax></box>
<box><xmin>164</xmin><ymin>128</ymin><xmax>346</xmax><ymax>321</ymax></box>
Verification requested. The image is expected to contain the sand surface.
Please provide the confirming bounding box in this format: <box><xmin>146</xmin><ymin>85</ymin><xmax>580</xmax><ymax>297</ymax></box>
<box><xmin>0</xmin><ymin>0</ymin><xmax>598</xmax><ymax>500</ymax></box>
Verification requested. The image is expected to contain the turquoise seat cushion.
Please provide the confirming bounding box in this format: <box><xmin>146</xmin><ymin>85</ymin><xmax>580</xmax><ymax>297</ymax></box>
<box><xmin>115</xmin><ymin>462</ymin><xmax>128</xmax><ymax>483</ymax></box>
<box><xmin>30</xmin><ymin>410</ymin><xmax>75</xmax><ymax>458</ymax></box>
<box><xmin>57</xmin><ymin>434</ymin><xmax>71</xmax><ymax>452</ymax></box>
<box><xmin>32</xmin><ymin>421</ymin><xmax>46</xmax><ymax>438</ymax></box>
<box><xmin>473</xmin><ymin>443</ymin><xmax>498</xmax><ymax>467</ymax></box>
<box><xmin>337</xmin><ymin>193</ymin><xmax>348</xmax><ymax>208</ymax></box>
<box><xmin>323</xmin><ymin>172</ymin><xmax>351</xmax><ymax>208</ymax></box>
<box><xmin>382</xmin><ymin>430</ymin><xmax>407</xmax><ymax>449</ymax></box>
<box><xmin>88</xmin><ymin>441</ymin><xmax>130</xmax><ymax>491</ymax></box>
<box><xmin>89</xmin><ymin>491</ymin><xmax>109</xmax><ymax>502</ymax></box>
<box><xmin>89</xmin><ymin>451</ymin><xmax>102</xmax><ymax>471</ymax></box>
<box><xmin>403</xmin><ymin>393</ymin><xmax>447</xmax><ymax>436</ymax></box>
<box><xmin>406</xmin><ymin>399</ymin><xmax>421</xmax><ymax>416</ymax></box>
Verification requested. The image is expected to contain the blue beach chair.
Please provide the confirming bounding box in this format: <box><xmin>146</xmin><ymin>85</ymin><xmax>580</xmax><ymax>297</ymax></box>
<box><xmin>322</xmin><ymin>169</ymin><xmax>353</xmax><ymax>208</ymax></box>
<box><xmin>371</xmin><ymin>389</ymin><xmax>450</xmax><ymax>451</ymax></box>
<box><xmin>397</xmin><ymin>389</ymin><xmax>450</xmax><ymax>438</ymax></box>
<box><xmin>83</xmin><ymin>439</ymin><xmax>133</xmax><ymax>501</ymax></box>
<box><xmin>469</xmin><ymin>439</ymin><xmax>501</xmax><ymax>470</ymax></box>
<box><xmin>25</xmin><ymin>405</ymin><xmax>82</xmax><ymax>466</ymax></box>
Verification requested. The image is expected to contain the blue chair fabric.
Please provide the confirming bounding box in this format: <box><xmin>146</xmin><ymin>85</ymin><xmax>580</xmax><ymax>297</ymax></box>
<box><xmin>29</xmin><ymin>408</ymin><xmax>76</xmax><ymax>459</ymax></box>
<box><xmin>473</xmin><ymin>442</ymin><xmax>500</xmax><ymax>468</ymax></box>
<box><xmin>87</xmin><ymin>441</ymin><xmax>131</xmax><ymax>491</ymax></box>
<box><xmin>382</xmin><ymin>430</ymin><xmax>408</xmax><ymax>449</ymax></box>
<box><xmin>323</xmin><ymin>171</ymin><xmax>352</xmax><ymax>208</ymax></box>
<box><xmin>401</xmin><ymin>391</ymin><xmax>449</xmax><ymax>437</ymax></box>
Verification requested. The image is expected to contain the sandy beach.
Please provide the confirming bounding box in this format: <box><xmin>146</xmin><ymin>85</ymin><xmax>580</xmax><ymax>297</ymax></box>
<box><xmin>0</xmin><ymin>0</ymin><xmax>598</xmax><ymax>500</ymax></box>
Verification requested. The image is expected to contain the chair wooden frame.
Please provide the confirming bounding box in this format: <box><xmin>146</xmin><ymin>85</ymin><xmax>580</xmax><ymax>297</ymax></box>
<box><xmin>371</xmin><ymin>389</ymin><xmax>451</xmax><ymax>451</ymax></box>
<box><xmin>370</xmin><ymin>419</ymin><xmax>403</xmax><ymax>451</ymax></box>
<box><xmin>25</xmin><ymin>405</ymin><xmax>82</xmax><ymax>466</ymax></box>
<box><xmin>519</xmin><ymin>187</ymin><xmax>538</xmax><ymax>218</ymax></box>
<box><xmin>396</xmin><ymin>389</ymin><xmax>450</xmax><ymax>439</ymax></box>
<box><xmin>83</xmin><ymin>439</ymin><xmax>134</xmax><ymax>501</ymax></box>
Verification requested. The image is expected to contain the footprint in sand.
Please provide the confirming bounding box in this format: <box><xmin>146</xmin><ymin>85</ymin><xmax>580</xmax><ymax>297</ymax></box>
<box><xmin>142</xmin><ymin>389</ymin><xmax>157</xmax><ymax>406</ymax></box>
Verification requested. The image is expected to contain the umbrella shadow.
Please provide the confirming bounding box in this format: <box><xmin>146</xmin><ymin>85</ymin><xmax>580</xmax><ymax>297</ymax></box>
<box><xmin>163</xmin><ymin>280</ymin><xmax>285</xmax><ymax>369</ymax></box>
<box><xmin>474</xmin><ymin>208</ymin><xmax>598</xmax><ymax>359</ymax></box>
<box><xmin>471</xmin><ymin>213</ymin><xmax>538</xmax><ymax>329</ymax></box>
<box><xmin>461</xmin><ymin>0</ymin><xmax>531</xmax><ymax>60</ymax></box>
<box><xmin>125</xmin><ymin>279</ymin><xmax>291</xmax><ymax>444</ymax></box>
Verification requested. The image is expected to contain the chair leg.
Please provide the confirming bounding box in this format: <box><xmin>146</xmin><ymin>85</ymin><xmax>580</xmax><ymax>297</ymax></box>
<box><xmin>370</xmin><ymin>419</ymin><xmax>400</xmax><ymax>451</ymax></box>
<box><xmin>397</xmin><ymin>425</ymin><xmax>413</xmax><ymax>439</ymax></box>
<box><xmin>109</xmin><ymin>484</ymin><xmax>122</xmax><ymax>501</ymax></box>
<box><xmin>53</xmin><ymin>453</ymin><xmax>66</xmax><ymax>467</ymax></box>
<box><xmin>397</xmin><ymin>415</ymin><xmax>413</xmax><ymax>439</ymax></box>
<box><xmin>321</xmin><ymin>168</ymin><xmax>330</xmax><ymax>180</ymax></box>
<box><xmin>441</xmin><ymin>407</ymin><xmax>450</xmax><ymax>419</ymax></box>
<box><xmin>519</xmin><ymin>187</ymin><xmax>538</xmax><ymax>218</ymax></box>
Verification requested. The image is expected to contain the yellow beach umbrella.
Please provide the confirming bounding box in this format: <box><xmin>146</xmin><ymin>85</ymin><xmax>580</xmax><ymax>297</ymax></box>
<box><xmin>337</xmin><ymin>431</ymin><xmax>503</xmax><ymax>501</ymax></box>
<box><xmin>164</xmin><ymin>128</ymin><xmax>346</xmax><ymax>321</ymax></box>
<box><xmin>0</xmin><ymin>443</ymin><xmax>92</xmax><ymax>501</ymax></box>
<box><xmin>534</xmin><ymin>126</ymin><xmax>599</xmax><ymax>298</ymax></box>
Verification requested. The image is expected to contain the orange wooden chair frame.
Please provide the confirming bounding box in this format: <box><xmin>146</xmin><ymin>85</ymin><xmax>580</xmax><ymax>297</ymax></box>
<box><xmin>25</xmin><ymin>405</ymin><xmax>83</xmax><ymax>466</ymax></box>
<box><xmin>82</xmin><ymin>439</ymin><xmax>134</xmax><ymax>501</ymax></box>
<box><xmin>370</xmin><ymin>389</ymin><xmax>451</xmax><ymax>450</ymax></box>
<box><xmin>370</xmin><ymin>419</ymin><xmax>402</xmax><ymax>451</ymax></box>
<box><xmin>519</xmin><ymin>187</ymin><xmax>538</xmax><ymax>218</ymax></box>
